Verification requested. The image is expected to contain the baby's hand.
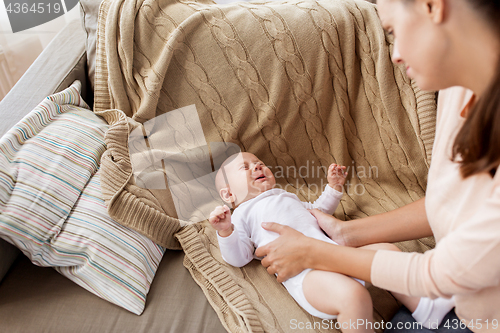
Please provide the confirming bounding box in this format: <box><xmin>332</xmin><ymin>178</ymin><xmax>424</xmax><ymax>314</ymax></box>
<box><xmin>209</xmin><ymin>205</ymin><xmax>233</xmax><ymax>237</ymax></box>
<box><xmin>327</xmin><ymin>163</ymin><xmax>347</xmax><ymax>192</ymax></box>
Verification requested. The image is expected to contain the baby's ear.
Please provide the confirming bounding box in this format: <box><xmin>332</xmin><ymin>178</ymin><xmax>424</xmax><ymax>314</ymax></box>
<box><xmin>220</xmin><ymin>186</ymin><xmax>236</xmax><ymax>204</ymax></box>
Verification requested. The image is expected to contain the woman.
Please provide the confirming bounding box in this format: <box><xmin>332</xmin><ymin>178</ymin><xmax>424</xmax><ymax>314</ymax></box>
<box><xmin>254</xmin><ymin>0</ymin><xmax>500</xmax><ymax>331</ymax></box>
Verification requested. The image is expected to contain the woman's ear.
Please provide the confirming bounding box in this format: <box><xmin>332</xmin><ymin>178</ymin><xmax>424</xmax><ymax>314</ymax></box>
<box><xmin>420</xmin><ymin>0</ymin><xmax>445</xmax><ymax>24</ymax></box>
<box><xmin>220</xmin><ymin>186</ymin><xmax>236</xmax><ymax>204</ymax></box>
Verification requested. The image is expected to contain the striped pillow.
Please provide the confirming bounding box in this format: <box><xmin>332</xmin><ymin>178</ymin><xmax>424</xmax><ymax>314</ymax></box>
<box><xmin>0</xmin><ymin>81</ymin><xmax>164</xmax><ymax>314</ymax></box>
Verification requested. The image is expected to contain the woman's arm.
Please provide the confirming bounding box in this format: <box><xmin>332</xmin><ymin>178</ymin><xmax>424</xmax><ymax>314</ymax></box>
<box><xmin>255</xmin><ymin>223</ymin><xmax>375</xmax><ymax>283</ymax></box>
<box><xmin>255</xmin><ymin>198</ymin><xmax>432</xmax><ymax>282</ymax></box>
<box><xmin>321</xmin><ymin>198</ymin><xmax>433</xmax><ymax>247</ymax></box>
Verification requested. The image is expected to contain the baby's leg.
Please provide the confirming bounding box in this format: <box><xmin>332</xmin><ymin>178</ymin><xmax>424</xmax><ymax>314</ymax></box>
<box><xmin>360</xmin><ymin>243</ymin><xmax>455</xmax><ymax>329</ymax></box>
<box><xmin>302</xmin><ymin>270</ymin><xmax>373</xmax><ymax>333</ymax></box>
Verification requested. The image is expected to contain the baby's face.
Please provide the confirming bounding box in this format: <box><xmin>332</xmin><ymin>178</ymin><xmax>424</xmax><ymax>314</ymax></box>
<box><xmin>218</xmin><ymin>152</ymin><xmax>276</xmax><ymax>205</ymax></box>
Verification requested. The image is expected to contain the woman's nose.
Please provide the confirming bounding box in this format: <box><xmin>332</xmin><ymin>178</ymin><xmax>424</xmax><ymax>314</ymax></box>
<box><xmin>391</xmin><ymin>41</ymin><xmax>404</xmax><ymax>65</ymax></box>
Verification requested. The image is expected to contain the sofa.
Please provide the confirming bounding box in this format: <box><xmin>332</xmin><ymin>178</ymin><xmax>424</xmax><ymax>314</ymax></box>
<box><xmin>0</xmin><ymin>0</ymin><xmax>437</xmax><ymax>332</ymax></box>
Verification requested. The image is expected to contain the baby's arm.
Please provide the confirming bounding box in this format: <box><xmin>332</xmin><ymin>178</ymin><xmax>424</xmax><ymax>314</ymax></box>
<box><xmin>209</xmin><ymin>206</ymin><xmax>255</xmax><ymax>267</ymax></box>
<box><xmin>327</xmin><ymin>163</ymin><xmax>347</xmax><ymax>192</ymax></box>
<box><xmin>209</xmin><ymin>205</ymin><xmax>233</xmax><ymax>237</ymax></box>
<box><xmin>301</xmin><ymin>164</ymin><xmax>346</xmax><ymax>214</ymax></box>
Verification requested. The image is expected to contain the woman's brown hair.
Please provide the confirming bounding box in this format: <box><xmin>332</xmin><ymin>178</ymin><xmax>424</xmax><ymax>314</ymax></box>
<box><xmin>451</xmin><ymin>0</ymin><xmax>500</xmax><ymax>178</ymax></box>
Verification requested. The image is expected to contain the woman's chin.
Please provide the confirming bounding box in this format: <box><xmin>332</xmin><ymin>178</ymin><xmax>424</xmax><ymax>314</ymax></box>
<box><xmin>410</xmin><ymin>74</ymin><xmax>448</xmax><ymax>92</ymax></box>
<box><xmin>411</xmin><ymin>79</ymin><xmax>436</xmax><ymax>92</ymax></box>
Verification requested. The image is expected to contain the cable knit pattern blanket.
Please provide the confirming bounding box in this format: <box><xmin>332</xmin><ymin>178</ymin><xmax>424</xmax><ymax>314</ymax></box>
<box><xmin>94</xmin><ymin>0</ymin><xmax>437</xmax><ymax>331</ymax></box>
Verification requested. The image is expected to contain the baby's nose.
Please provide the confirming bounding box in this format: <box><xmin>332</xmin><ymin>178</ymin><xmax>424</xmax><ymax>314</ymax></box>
<box><xmin>253</xmin><ymin>163</ymin><xmax>262</xmax><ymax>171</ymax></box>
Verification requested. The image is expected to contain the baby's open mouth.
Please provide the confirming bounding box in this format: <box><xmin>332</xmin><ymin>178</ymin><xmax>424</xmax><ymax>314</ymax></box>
<box><xmin>255</xmin><ymin>175</ymin><xmax>266</xmax><ymax>181</ymax></box>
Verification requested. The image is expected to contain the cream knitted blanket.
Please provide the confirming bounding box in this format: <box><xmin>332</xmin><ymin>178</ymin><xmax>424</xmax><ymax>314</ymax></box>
<box><xmin>94</xmin><ymin>0</ymin><xmax>437</xmax><ymax>331</ymax></box>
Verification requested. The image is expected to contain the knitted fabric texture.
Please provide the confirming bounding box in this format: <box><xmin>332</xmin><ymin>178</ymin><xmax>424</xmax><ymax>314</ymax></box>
<box><xmin>94</xmin><ymin>0</ymin><xmax>437</xmax><ymax>331</ymax></box>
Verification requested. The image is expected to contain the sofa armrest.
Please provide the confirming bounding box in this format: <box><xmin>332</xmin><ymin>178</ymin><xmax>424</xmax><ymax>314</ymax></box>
<box><xmin>0</xmin><ymin>18</ymin><xmax>88</xmax><ymax>138</ymax></box>
<box><xmin>0</xmin><ymin>18</ymin><xmax>88</xmax><ymax>284</ymax></box>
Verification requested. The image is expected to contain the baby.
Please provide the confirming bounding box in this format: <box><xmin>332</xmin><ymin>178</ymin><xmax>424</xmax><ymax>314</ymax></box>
<box><xmin>209</xmin><ymin>152</ymin><xmax>454</xmax><ymax>331</ymax></box>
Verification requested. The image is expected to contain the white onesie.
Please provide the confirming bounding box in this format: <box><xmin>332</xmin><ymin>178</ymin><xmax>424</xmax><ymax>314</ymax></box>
<box><xmin>217</xmin><ymin>185</ymin><xmax>347</xmax><ymax>319</ymax></box>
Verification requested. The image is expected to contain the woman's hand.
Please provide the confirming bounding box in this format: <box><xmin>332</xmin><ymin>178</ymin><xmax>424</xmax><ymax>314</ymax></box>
<box><xmin>256</xmin><ymin>222</ymin><xmax>376</xmax><ymax>283</ymax></box>
<box><xmin>313</xmin><ymin>198</ymin><xmax>432</xmax><ymax>247</ymax></box>
<box><xmin>309</xmin><ymin>209</ymin><xmax>351</xmax><ymax>246</ymax></box>
<box><xmin>255</xmin><ymin>222</ymin><xmax>315</xmax><ymax>283</ymax></box>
